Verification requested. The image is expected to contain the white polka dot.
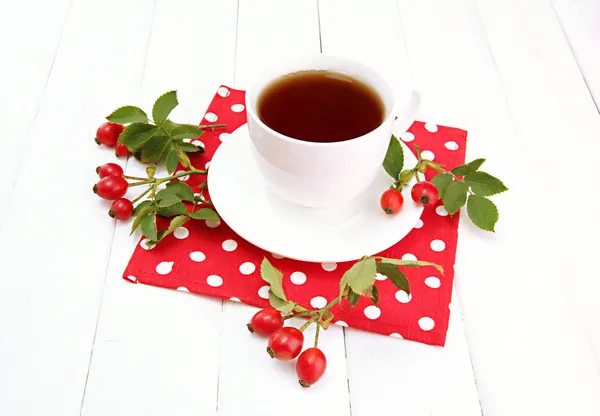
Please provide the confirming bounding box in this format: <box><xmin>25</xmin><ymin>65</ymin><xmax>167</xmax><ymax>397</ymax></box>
<box><xmin>364</xmin><ymin>305</ymin><xmax>381</xmax><ymax>319</ymax></box>
<box><xmin>271</xmin><ymin>253</ymin><xmax>284</xmax><ymax>259</ymax></box>
<box><xmin>222</xmin><ymin>239</ymin><xmax>237</xmax><ymax>251</ymax></box>
<box><xmin>401</xmin><ymin>131</ymin><xmax>415</xmax><ymax>142</ymax></box>
<box><xmin>420</xmin><ymin>150</ymin><xmax>435</xmax><ymax>161</ymax></box>
<box><xmin>335</xmin><ymin>321</ymin><xmax>348</xmax><ymax>327</ymax></box>
<box><xmin>217</xmin><ymin>86</ymin><xmax>230</xmax><ymax>97</ymax></box>
<box><xmin>140</xmin><ymin>238</ymin><xmax>156</xmax><ymax>250</ymax></box>
<box><xmin>445</xmin><ymin>141</ymin><xmax>459</xmax><ymax>150</ymax></box>
<box><xmin>390</xmin><ymin>333</ymin><xmax>404</xmax><ymax>339</ymax></box>
<box><xmin>175</xmin><ymin>170</ymin><xmax>190</xmax><ymax>181</ymax></box>
<box><xmin>418</xmin><ymin>316</ymin><xmax>435</xmax><ymax>331</ymax></box>
<box><xmin>425</xmin><ymin>276</ymin><xmax>441</xmax><ymax>288</ymax></box>
<box><xmin>204</xmin><ymin>112</ymin><xmax>218</xmax><ymax>122</ymax></box>
<box><xmin>414</xmin><ymin>219</ymin><xmax>424</xmax><ymax>229</ymax></box>
<box><xmin>205</xmin><ymin>219</ymin><xmax>221</xmax><ymax>228</ymax></box>
<box><xmin>402</xmin><ymin>253</ymin><xmax>417</xmax><ymax>261</ymax></box>
<box><xmin>205</xmin><ymin>161</ymin><xmax>211</xmax><ymax>169</ymax></box>
<box><xmin>177</xmin><ymin>287</ymin><xmax>189</xmax><ymax>292</ymax></box>
<box><xmin>189</xmin><ymin>251</ymin><xmax>206</xmax><ymax>262</ymax></box>
<box><xmin>310</xmin><ymin>296</ymin><xmax>327</xmax><ymax>309</ymax></box>
<box><xmin>192</xmin><ymin>140</ymin><xmax>205</xmax><ymax>148</ymax></box>
<box><xmin>219</xmin><ymin>133</ymin><xmax>230</xmax><ymax>141</ymax></box>
<box><xmin>436</xmin><ymin>205</ymin><xmax>448</xmax><ymax>216</ymax></box>
<box><xmin>231</xmin><ymin>104</ymin><xmax>245</xmax><ymax>112</ymax></box>
<box><xmin>430</xmin><ymin>239</ymin><xmax>446</xmax><ymax>252</ymax></box>
<box><xmin>174</xmin><ymin>227</ymin><xmax>189</xmax><ymax>239</ymax></box>
<box><xmin>125</xmin><ymin>275</ymin><xmax>137</xmax><ymax>283</ymax></box>
<box><xmin>375</xmin><ymin>273</ymin><xmax>387</xmax><ymax>281</ymax></box>
<box><xmin>239</xmin><ymin>262</ymin><xmax>256</xmax><ymax>275</ymax></box>
<box><xmin>207</xmin><ymin>275</ymin><xmax>223</xmax><ymax>287</ymax></box>
<box><xmin>290</xmin><ymin>271</ymin><xmax>307</xmax><ymax>285</ymax></box>
<box><xmin>321</xmin><ymin>262</ymin><xmax>337</xmax><ymax>271</ymax></box>
<box><xmin>229</xmin><ymin>297</ymin><xmax>241</xmax><ymax>302</ymax></box>
<box><xmin>258</xmin><ymin>285</ymin><xmax>270</xmax><ymax>299</ymax></box>
<box><xmin>424</xmin><ymin>122</ymin><xmax>438</xmax><ymax>133</ymax></box>
<box><xmin>395</xmin><ymin>290</ymin><xmax>412</xmax><ymax>303</ymax></box>
<box><xmin>156</xmin><ymin>261</ymin><xmax>174</xmax><ymax>275</ymax></box>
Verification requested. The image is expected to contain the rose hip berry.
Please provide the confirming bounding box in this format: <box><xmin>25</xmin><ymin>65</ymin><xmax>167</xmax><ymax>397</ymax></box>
<box><xmin>96</xmin><ymin>163</ymin><xmax>124</xmax><ymax>179</ymax></box>
<box><xmin>380</xmin><ymin>188</ymin><xmax>404</xmax><ymax>215</ymax></box>
<box><xmin>296</xmin><ymin>348</ymin><xmax>327</xmax><ymax>388</ymax></box>
<box><xmin>115</xmin><ymin>143</ymin><xmax>131</xmax><ymax>157</ymax></box>
<box><xmin>95</xmin><ymin>122</ymin><xmax>124</xmax><ymax>147</ymax></box>
<box><xmin>93</xmin><ymin>176</ymin><xmax>128</xmax><ymax>200</ymax></box>
<box><xmin>109</xmin><ymin>198</ymin><xmax>134</xmax><ymax>220</ymax></box>
<box><xmin>247</xmin><ymin>308</ymin><xmax>284</xmax><ymax>336</ymax></box>
<box><xmin>411</xmin><ymin>181</ymin><xmax>439</xmax><ymax>206</ymax></box>
<box><xmin>267</xmin><ymin>327</ymin><xmax>304</xmax><ymax>360</ymax></box>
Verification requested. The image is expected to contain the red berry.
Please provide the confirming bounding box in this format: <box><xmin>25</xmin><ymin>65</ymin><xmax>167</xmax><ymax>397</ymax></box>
<box><xmin>93</xmin><ymin>176</ymin><xmax>128</xmax><ymax>200</ymax></box>
<box><xmin>411</xmin><ymin>181</ymin><xmax>439</xmax><ymax>206</ymax></box>
<box><xmin>115</xmin><ymin>143</ymin><xmax>131</xmax><ymax>157</ymax></box>
<box><xmin>96</xmin><ymin>163</ymin><xmax>124</xmax><ymax>178</ymax></box>
<box><xmin>95</xmin><ymin>122</ymin><xmax>124</xmax><ymax>147</ymax></box>
<box><xmin>267</xmin><ymin>327</ymin><xmax>304</xmax><ymax>360</ymax></box>
<box><xmin>296</xmin><ymin>348</ymin><xmax>327</xmax><ymax>388</ymax></box>
<box><xmin>380</xmin><ymin>188</ymin><xmax>404</xmax><ymax>215</ymax></box>
<box><xmin>247</xmin><ymin>308</ymin><xmax>284</xmax><ymax>336</ymax></box>
<box><xmin>109</xmin><ymin>198</ymin><xmax>134</xmax><ymax>220</ymax></box>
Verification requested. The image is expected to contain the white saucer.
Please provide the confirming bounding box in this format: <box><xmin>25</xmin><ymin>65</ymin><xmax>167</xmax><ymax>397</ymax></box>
<box><xmin>208</xmin><ymin>127</ymin><xmax>423</xmax><ymax>263</ymax></box>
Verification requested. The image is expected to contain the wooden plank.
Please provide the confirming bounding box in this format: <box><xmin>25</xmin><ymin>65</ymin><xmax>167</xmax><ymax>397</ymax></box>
<box><xmin>319</xmin><ymin>1</ymin><xmax>481</xmax><ymax>414</ymax></box>
<box><xmin>217</xmin><ymin>2</ymin><xmax>351</xmax><ymax>415</ymax></box>
<box><xmin>0</xmin><ymin>0</ymin><xmax>71</xmax><ymax>226</ymax></box>
<box><xmin>0</xmin><ymin>1</ymin><xmax>155</xmax><ymax>415</ymax></box>
<box><xmin>80</xmin><ymin>1</ymin><xmax>238</xmax><ymax>415</ymax></box>
<box><xmin>553</xmin><ymin>0</ymin><xmax>600</xmax><ymax>109</ymax></box>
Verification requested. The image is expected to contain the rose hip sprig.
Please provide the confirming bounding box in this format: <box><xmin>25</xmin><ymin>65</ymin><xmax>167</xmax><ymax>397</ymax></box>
<box><xmin>247</xmin><ymin>256</ymin><xmax>443</xmax><ymax>388</ymax></box>
<box><xmin>381</xmin><ymin>135</ymin><xmax>508</xmax><ymax>231</ymax></box>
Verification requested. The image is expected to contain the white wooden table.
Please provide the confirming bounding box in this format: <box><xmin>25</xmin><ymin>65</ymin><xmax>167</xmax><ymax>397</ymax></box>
<box><xmin>1</xmin><ymin>0</ymin><xmax>599</xmax><ymax>415</ymax></box>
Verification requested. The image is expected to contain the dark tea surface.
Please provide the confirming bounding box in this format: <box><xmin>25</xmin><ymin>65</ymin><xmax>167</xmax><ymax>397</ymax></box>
<box><xmin>257</xmin><ymin>70</ymin><xmax>385</xmax><ymax>143</ymax></box>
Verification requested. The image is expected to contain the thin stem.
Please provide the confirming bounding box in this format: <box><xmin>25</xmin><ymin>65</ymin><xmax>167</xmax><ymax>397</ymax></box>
<box><xmin>131</xmin><ymin>186</ymin><xmax>153</xmax><ymax>204</ymax></box>
<box><xmin>299</xmin><ymin>316</ymin><xmax>318</xmax><ymax>332</ymax></box>
<box><xmin>314</xmin><ymin>322</ymin><xmax>321</xmax><ymax>348</ymax></box>
<box><xmin>128</xmin><ymin>180</ymin><xmax>155</xmax><ymax>187</ymax></box>
<box><xmin>283</xmin><ymin>312</ymin><xmax>314</xmax><ymax>320</ymax></box>
<box><xmin>198</xmin><ymin>123</ymin><xmax>226</xmax><ymax>129</ymax></box>
<box><xmin>319</xmin><ymin>296</ymin><xmax>342</xmax><ymax>314</ymax></box>
<box><xmin>160</xmin><ymin>169</ymin><xmax>206</xmax><ymax>182</ymax></box>
<box><xmin>123</xmin><ymin>175</ymin><xmax>147</xmax><ymax>181</ymax></box>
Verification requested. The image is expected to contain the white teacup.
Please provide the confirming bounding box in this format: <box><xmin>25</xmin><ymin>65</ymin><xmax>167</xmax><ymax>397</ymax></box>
<box><xmin>245</xmin><ymin>55</ymin><xmax>420</xmax><ymax>209</ymax></box>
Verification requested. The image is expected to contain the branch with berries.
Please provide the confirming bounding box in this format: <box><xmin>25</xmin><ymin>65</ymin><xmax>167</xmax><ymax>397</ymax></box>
<box><xmin>247</xmin><ymin>256</ymin><xmax>442</xmax><ymax>388</ymax></box>
<box><xmin>92</xmin><ymin>91</ymin><xmax>224</xmax><ymax>245</ymax></box>
<box><xmin>379</xmin><ymin>135</ymin><xmax>508</xmax><ymax>231</ymax></box>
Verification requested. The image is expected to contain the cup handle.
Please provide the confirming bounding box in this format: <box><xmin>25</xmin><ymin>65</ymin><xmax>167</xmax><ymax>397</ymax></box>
<box><xmin>393</xmin><ymin>90</ymin><xmax>421</xmax><ymax>137</ymax></box>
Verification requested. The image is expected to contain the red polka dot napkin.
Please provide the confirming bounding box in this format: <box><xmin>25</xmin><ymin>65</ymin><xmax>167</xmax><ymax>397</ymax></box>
<box><xmin>123</xmin><ymin>86</ymin><xmax>467</xmax><ymax>347</ymax></box>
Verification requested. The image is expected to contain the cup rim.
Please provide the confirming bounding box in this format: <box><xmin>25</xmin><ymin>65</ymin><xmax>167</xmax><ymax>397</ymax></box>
<box><xmin>245</xmin><ymin>55</ymin><xmax>396</xmax><ymax>148</ymax></box>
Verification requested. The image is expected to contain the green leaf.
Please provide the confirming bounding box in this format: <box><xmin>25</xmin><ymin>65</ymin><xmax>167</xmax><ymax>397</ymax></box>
<box><xmin>140</xmin><ymin>135</ymin><xmax>170</xmax><ymax>163</ymax></box>
<box><xmin>268</xmin><ymin>290</ymin><xmax>296</xmax><ymax>313</ymax></box>
<box><xmin>431</xmin><ymin>173</ymin><xmax>453</xmax><ymax>199</ymax></box>
<box><xmin>467</xmin><ymin>194</ymin><xmax>499</xmax><ymax>232</ymax></box>
<box><xmin>130</xmin><ymin>205</ymin><xmax>153</xmax><ymax>235</ymax></box>
<box><xmin>464</xmin><ymin>171</ymin><xmax>508</xmax><ymax>196</ymax></box>
<box><xmin>178</xmin><ymin>142</ymin><xmax>202</xmax><ymax>153</ymax></box>
<box><xmin>156</xmin><ymin>215</ymin><xmax>189</xmax><ymax>242</ymax></box>
<box><xmin>171</xmin><ymin>124</ymin><xmax>202</xmax><ymax>140</ymax></box>
<box><xmin>157</xmin><ymin>194</ymin><xmax>181</xmax><ymax>208</ymax></box>
<box><xmin>152</xmin><ymin>90</ymin><xmax>178</xmax><ymax>125</ymax></box>
<box><xmin>157</xmin><ymin>201</ymin><xmax>189</xmax><ymax>217</ymax></box>
<box><xmin>443</xmin><ymin>180</ymin><xmax>468</xmax><ymax>215</ymax></box>
<box><xmin>176</xmin><ymin>149</ymin><xmax>192</xmax><ymax>168</ymax></box>
<box><xmin>376</xmin><ymin>262</ymin><xmax>410</xmax><ymax>294</ymax></box>
<box><xmin>370</xmin><ymin>284</ymin><xmax>379</xmax><ymax>306</ymax></box>
<box><xmin>379</xmin><ymin>258</ymin><xmax>444</xmax><ymax>274</ymax></box>
<box><xmin>156</xmin><ymin>181</ymin><xmax>195</xmax><ymax>203</ymax></box>
<box><xmin>347</xmin><ymin>288</ymin><xmax>360</xmax><ymax>307</ymax></box>
<box><xmin>162</xmin><ymin>119</ymin><xmax>177</xmax><ymax>134</ymax></box>
<box><xmin>382</xmin><ymin>135</ymin><xmax>404</xmax><ymax>180</ymax></box>
<box><xmin>140</xmin><ymin>213</ymin><xmax>157</xmax><ymax>241</ymax></box>
<box><xmin>107</xmin><ymin>105</ymin><xmax>148</xmax><ymax>124</ymax></box>
<box><xmin>260</xmin><ymin>258</ymin><xmax>287</xmax><ymax>300</ymax></box>
<box><xmin>189</xmin><ymin>208</ymin><xmax>219</xmax><ymax>221</ymax></box>
<box><xmin>165</xmin><ymin>148</ymin><xmax>179</xmax><ymax>174</ymax></box>
<box><xmin>118</xmin><ymin>123</ymin><xmax>158</xmax><ymax>149</ymax></box>
<box><xmin>339</xmin><ymin>257</ymin><xmax>377</xmax><ymax>296</ymax></box>
<box><xmin>452</xmin><ymin>158</ymin><xmax>486</xmax><ymax>176</ymax></box>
